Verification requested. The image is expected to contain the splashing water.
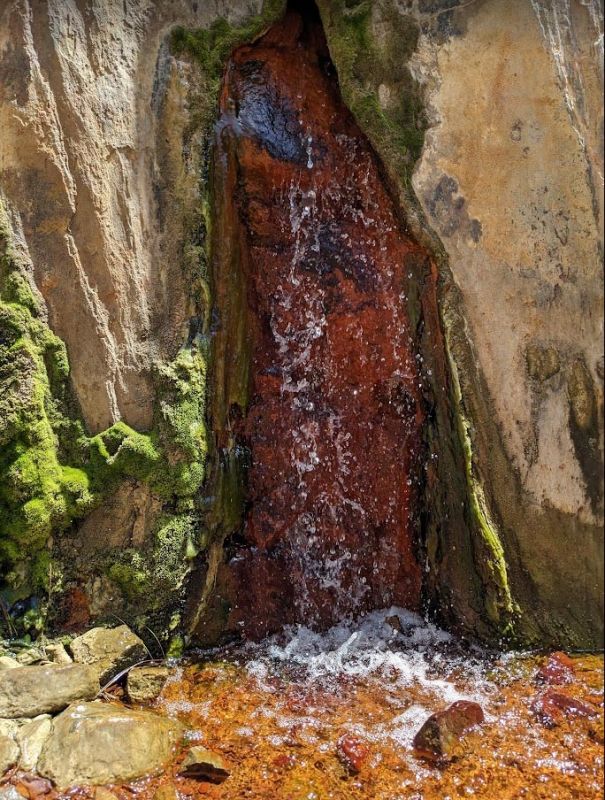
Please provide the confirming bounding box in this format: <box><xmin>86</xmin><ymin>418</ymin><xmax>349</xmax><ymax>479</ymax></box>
<box><xmin>213</xmin><ymin>5</ymin><xmax>428</xmax><ymax>638</ymax></box>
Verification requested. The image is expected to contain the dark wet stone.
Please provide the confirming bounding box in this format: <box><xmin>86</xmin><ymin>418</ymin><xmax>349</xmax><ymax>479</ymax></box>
<box><xmin>178</xmin><ymin>746</ymin><xmax>230</xmax><ymax>784</ymax></box>
<box><xmin>413</xmin><ymin>701</ymin><xmax>485</xmax><ymax>762</ymax></box>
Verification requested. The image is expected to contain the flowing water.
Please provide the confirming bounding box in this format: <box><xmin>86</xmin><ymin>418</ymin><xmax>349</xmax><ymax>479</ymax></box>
<box><xmin>199</xmin><ymin>2</ymin><xmax>436</xmax><ymax>642</ymax></box>
<box><xmin>55</xmin><ymin>611</ymin><xmax>603</xmax><ymax>799</ymax></box>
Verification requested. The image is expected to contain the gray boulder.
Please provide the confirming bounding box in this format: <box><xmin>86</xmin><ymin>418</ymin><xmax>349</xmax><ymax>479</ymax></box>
<box><xmin>0</xmin><ymin>664</ymin><xmax>99</xmax><ymax>718</ymax></box>
<box><xmin>38</xmin><ymin>702</ymin><xmax>183</xmax><ymax>788</ymax></box>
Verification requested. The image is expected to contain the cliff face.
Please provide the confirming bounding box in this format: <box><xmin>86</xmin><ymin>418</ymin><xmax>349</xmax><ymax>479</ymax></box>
<box><xmin>409</xmin><ymin>0</ymin><xmax>604</xmax><ymax>646</ymax></box>
<box><xmin>0</xmin><ymin>0</ymin><xmax>602</xmax><ymax>648</ymax></box>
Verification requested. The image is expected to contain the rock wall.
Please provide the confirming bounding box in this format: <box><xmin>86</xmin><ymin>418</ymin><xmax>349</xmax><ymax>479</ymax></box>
<box><xmin>409</xmin><ymin>0</ymin><xmax>604</xmax><ymax>646</ymax></box>
<box><xmin>0</xmin><ymin>0</ymin><xmax>602</xmax><ymax>648</ymax></box>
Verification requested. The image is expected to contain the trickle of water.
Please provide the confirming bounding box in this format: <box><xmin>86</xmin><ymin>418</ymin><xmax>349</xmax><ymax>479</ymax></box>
<box><xmin>213</xmin><ymin>6</ymin><xmax>430</xmax><ymax>639</ymax></box>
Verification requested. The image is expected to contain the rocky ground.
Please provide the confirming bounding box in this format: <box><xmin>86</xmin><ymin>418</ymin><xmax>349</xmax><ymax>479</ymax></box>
<box><xmin>0</xmin><ymin>620</ymin><xmax>602</xmax><ymax>798</ymax></box>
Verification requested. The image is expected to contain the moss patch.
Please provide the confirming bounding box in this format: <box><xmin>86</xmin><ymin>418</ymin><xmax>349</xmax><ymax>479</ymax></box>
<box><xmin>316</xmin><ymin>0</ymin><xmax>427</xmax><ymax>192</ymax></box>
<box><xmin>0</xmin><ymin>203</ymin><xmax>207</xmax><ymax>621</ymax></box>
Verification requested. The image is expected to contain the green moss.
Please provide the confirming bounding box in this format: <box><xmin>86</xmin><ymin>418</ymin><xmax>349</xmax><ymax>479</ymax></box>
<box><xmin>444</xmin><ymin>318</ymin><xmax>519</xmax><ymax>638</ymax></box>
<box><xmin>316</xmin><ymin>0</ymin><xmax>427</xmax><ymax>191</ymax></box>
<box><xmin>0</xmin><ymin>201</ymin><xmax>208</xmax><ymax>613</ymax></box>
<box><xmin>105</xmin><ymin>513</ymin><xmax>198</xmax><ymax>608</ymax></box>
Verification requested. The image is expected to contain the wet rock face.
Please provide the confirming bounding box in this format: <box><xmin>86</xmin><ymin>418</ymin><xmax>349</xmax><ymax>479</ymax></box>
<box><xmin>211</xmin><ymin>9</ymin><xmax>429</xmax><ymax>637</ymax></box>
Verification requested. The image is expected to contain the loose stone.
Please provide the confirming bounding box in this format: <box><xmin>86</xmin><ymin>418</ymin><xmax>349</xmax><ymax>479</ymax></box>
<box><xmin>17</xmin><ymin>715</ymin><xmax>52</xmax><ymax>771</ymax></box>
<box><xmin>0</xmin><ymin>664</ymin><xmax>99</xmax><ymax>718</ymax></box>
<box><xmin>126</xmin><ymin>666</ymin><xmax>169</xmax><ymax>704</ymax></box>
<box><xmin>336</xmin><ymin>735</ymin><xmax>370</xmax><ymax>774</ymax></box>
<box><xmin>43</xmin><ymin>643</ymin><xmax>72</xmax><ymax>666</ymax></box>
<box><xmin>37</xmin><ymin>702</ymin><xmax>183</xmax><ymax>788</ymax></box>
<box><xmin>178</xmin><ymin>747</ymin><xmax>231</xmax><ymax>783</ymax></box>
<box><xmin>0</xmin><ymin>733</ymin><xmax>19</xmax><ymax>775</ymax></box>
<box><xmin>69</xmin><ymin>626</ymin><xmax>148</xmax><ymax>684</ymax></box>
<box><xmin>532</xmin><ymin>690</ymin><xmax>599</xmax><ymax>727</ymax></box>
<box><xmin>413</xmin><ymin>701</ymin><xmax>485</xmax><ymax>762</ymax></box>
<box><xmin>535</xmin><ymin>652</ymin><xmax>575</xmax><ymax>686</ymax></box>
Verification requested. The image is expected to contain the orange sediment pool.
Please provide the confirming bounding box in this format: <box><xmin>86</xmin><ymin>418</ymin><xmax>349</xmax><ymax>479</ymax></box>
<box><xmin>44</xmin><ymin>611</ymin><xmax>604</xmax><ymax>800</ymax></box>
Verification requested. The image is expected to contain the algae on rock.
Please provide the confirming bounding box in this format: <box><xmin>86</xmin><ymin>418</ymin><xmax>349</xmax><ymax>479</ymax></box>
<box><xmin>0</xmin><ymin>201</ymin><xmax>208</xmax><ymax>634</ymax></box>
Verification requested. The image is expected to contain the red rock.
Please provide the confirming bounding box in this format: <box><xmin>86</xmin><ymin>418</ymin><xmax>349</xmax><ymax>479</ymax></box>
<box><xmin>205</xmin><ymin>4</ymin><xmax>433</xmax><ymax>641</ymax></box>
<box><xmin>535</xmin><ymin>652</ymin><xmax>575</xmax><ymax>686</ymax></box>
<box><xmin>337</xmin><ymin>735</ymin><xmax>370</xmax><ymax>774</ymax></box>
<box><xmin>532</xmin><ymin>689</ymin><xmax>599</xmax><ymax>727</ymax></box>
<box><xmin>413</xmin><ymin>701</ymin><xmax>485</xmax><ymax>762</ymax></box>
<box><xmin>17</xmin><ymin>778</ymin><xmax>52</xmax><ymax>799</ymax></box>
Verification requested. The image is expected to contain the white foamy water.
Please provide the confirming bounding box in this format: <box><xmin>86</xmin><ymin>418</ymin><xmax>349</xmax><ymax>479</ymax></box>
<box><xmin>235</xmin><ymin>608</ymin><xmax>495</xmax><ymax>752</ymax></box>
<box><xmin>243</xmin><ymin>609</ymin><xmax>489</xmax><ymax>696</ymax></box>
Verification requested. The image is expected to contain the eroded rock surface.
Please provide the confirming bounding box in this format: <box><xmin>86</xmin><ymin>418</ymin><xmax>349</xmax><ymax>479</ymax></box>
<box><xmin>37</xmin><ymin>703</ymin><xmax>183</xmax><ymax>789</ymax></box>
<box><xmin>0</xmin><ymin>663</ymin><xmax>98</xmax><ymax>718</ymax></box>
<box><xmin>409</xmin><ymin>0</ymin><xmax>604</xmax><ymax>645</ymax></box>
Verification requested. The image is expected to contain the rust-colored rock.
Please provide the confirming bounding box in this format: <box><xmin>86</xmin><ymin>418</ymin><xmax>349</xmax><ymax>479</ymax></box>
<box><xmin>532</xmin><ymin>689</ymin><xmax>599</xmax><ymax>728</ymax></box>
<box><xmin>535</xmin><ymin>652</ymin><xmax>576</xmax><ymax>686</ymax></box>
<box><xmin>413</xmin><ymin>701</ymin><xmax>485</xmax><ymax>762</ymax></box>
<box><xmin>209</xmin><ymin>6</ymin><xmax>429</xmax><ymax>638</ymax></box>
<box><xmin>337</xmin><ymin>735</ymin><xmax>370</xmax><ymax>774</ymax></box>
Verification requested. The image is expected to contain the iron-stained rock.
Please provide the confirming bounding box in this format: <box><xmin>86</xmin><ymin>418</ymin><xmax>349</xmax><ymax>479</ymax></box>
<box><xmin>413</xmin><ymin>700</ymin><xmax>485</xmax><ymax>762</ymax></box>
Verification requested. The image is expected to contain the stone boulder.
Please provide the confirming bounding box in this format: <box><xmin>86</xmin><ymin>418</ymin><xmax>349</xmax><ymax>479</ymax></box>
<box><xmin>69</xmin><ymin>626</ymin><xmax>147</xmax><ymax>684</ymax></box>
<box><xmin>37</xmin><ymin>702</ymin><xmax>183</xmax><ymax>788</ymax></box>
<box><xmin>413</xmin><ymin>701</ymin><xmax>485</xmax><ymax>762</ymax></box>
<box><xmin>17</xmin><ymin>715</ymin><xmax>52</xmax><ymax>771</ymax></box>
<box><xmin>0</xmin><ymin>664</ymin><xmax>99</xmax><ymax>718</ymax></box>
<box><xmin>126</xmin><ymin>666</ymin><xmax>169</xmax><ymax>704</ymax></box>
<box><xmin>0</xmin><ymin>734</ymin><xmax>19</xmax><ymax>776</ymax></box>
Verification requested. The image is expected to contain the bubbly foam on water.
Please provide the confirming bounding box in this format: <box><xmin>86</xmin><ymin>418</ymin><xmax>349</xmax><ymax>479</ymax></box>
<box><xmin>233</xmin><ymin>608</ymin><xmax>494</xmax><ymax>753</ymax></box>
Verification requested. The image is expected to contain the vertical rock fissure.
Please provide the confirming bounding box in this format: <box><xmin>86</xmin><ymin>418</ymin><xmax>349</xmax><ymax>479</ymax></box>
<box><xmin>192</xmin><ymin>3</ymin><xmax>441</xmax><ymax>641</ymax></box>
